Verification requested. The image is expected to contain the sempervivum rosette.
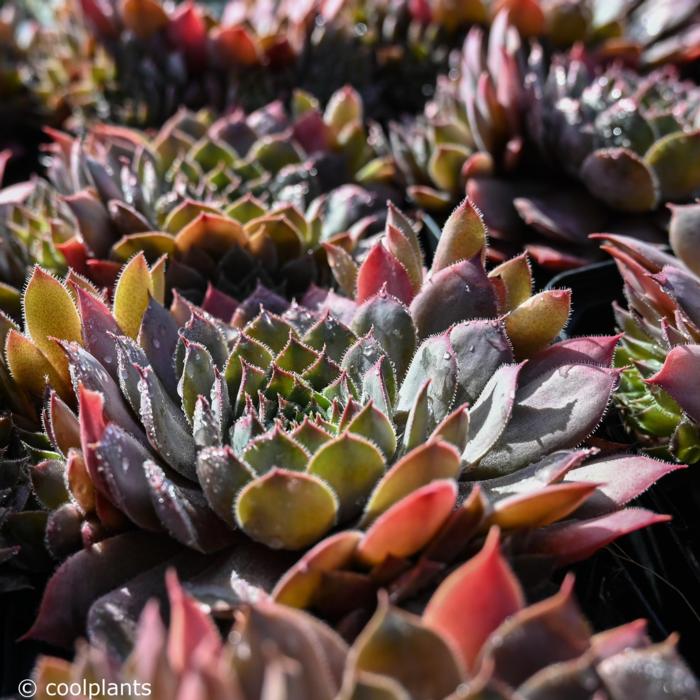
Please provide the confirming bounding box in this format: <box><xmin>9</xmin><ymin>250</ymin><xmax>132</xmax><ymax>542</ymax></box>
<box><xmin>7</xmin><ymin>200</ymin><xmax>675</xmax><ymax>652</ymax></box>
<box><xmin>0</xmin><ymin>85</ymin><xmax>397</xmax><ymax>314</ymax></box>
<box><xmin>32</xmin><ymin>532</ymin><xmax>700</xmax><ymax>699</ymax></box>
<box><xmin>390</xmin><ymin>12</ymin><xmax>700</xmax><ymax>269</ymax></box>
<box><xmin>599</xmin><ymin>203</ymin><xmax>700</xmax><ymax>464</ymax></box>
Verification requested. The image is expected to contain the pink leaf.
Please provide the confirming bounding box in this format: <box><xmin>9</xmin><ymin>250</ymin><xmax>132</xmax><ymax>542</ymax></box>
<box><xmin>166</xmin><ymin>569</ymin><xmax>222</xmax><ymax>674</ymax></box>
<box><xmin>201</xmin><ymin>283</ymin><xmax>239</xmax><ymax>323</ymax></box>
<box><xmin>78</xmin><ymin>383</ymin><xmax>109</xmax><ymax>496</ymax></box>
<box><xmin>356</xmin><ymin>244</ymin><xmax>414</xmax><ymax>306</ymax></box>
<box><xmin>520</xmin><ymin>334</ymin><xmax>621</xmax><ymax>382</ymax></box>
<box><xmin>529</xmin><ymin>508</ymin><xmax>671</xmax><ymax>566</ymax></box>
<box><xmin>567</xmin><ymin>455</ymin><xmax>685</xmax><ymax>516</ymax></box>
<box><xmin>168</xmin><ymin>1</ymin><xmax>208</xmax><ymax>72</ymax></box>
<box><xmin>423</xmin><ymin>527</ymin><xmax>524</xmax><ymax>671</ymax></box>
<box><xmin>292</xmin><ymin>110</ymin><xmax>332</xmax><ymax>154</ymax></box>
<box><xmin>646</xmin><ymin>344</ymin><xmax>700</xmax><ymax>423</ymax></box>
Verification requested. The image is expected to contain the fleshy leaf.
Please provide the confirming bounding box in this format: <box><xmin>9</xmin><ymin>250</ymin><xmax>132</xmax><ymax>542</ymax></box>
<box><xmin>352</xmin><ymin>292</ymin><xmax>416</xmax><ymax>379</ymax></box>
<box><xmin>235</xmin><ymin>468</ymin><xmax>338</xmax><ymax>549</ymax></box>
<box><xmin>644</xmin><ymin>130</ymin><xmax>700</xmax><ymax>200</ymax></box>
<box><xmin>529</xmin><ymin>508</ymin><xmax>671</xmax><ymax>565</ymax></box>
<box><xmin>431</xmin><ymin>197</ymin><xmax>486</xmax><ymax>273</ymax></box>
<box><xmin>482</xmin><ymin>575</ymin><xmax>591</xmax><ymax>687</ymax></box>
<box><xmin>423</xmin><ymin>527</ymin><xmax>524</xmax><ymax>671</ymax></box>
<box><xmin>646</xmin><ymin>344</ymin><xmax>700</xmax><ymax>423</ymax></box>
<box><xmin>348</xmin><ymin>594</ymin><xmax>463</xmax><ymax>699</ymax></box>
<box><xmin>345</xmin><ymin>401</ymin><xmax>397</xmax><ymax>459</ymax></box>
<box><xmin>308</xmin><ymin>433</ymin><xmax>385</xmax><ymax>522</ymax></box>
<box><xmin>272</xmin><ymin>530</ymin><xmax>363</xmax><ymax>610</ymax></box>
<box><xmin>144</xmin><ymin>460</ymin><xmax>232</xmax><ymax>552</ymax></box>
<box><xmin>410</xmin><ymin>257</ymin><xmax>497</xmax><ymax>338</ymax></box>
<box><xmin>23</xmin><ymin>532</ymin><xmax>180</xmax><ymax>647</ymax></box>
<box><xmin>357</xmin><ymin>480</ymin><xmax>457</xmax><ymax>566</ymax></box>
<box><xmin>463</xmin><ymin>363</ymin><xmax>521</xmax><ymax>467</ymax></box>
<box><xmin>113</xmin><ymin>253</ymin><xmax>153</xmax><ymax>339</ymax></box>
<box><xmin>581</xmin><ymin>148</ymin><xmax>659</xmax><ymax>212</ymax></box>
<box><xmin>242</xmin><ymin>427</ymin><xmax>310</xmax><ymax>474</ymax></box>
<box><xmin>488</xmin><ymin>254</ymin><xmax>532</xmax><ymax>312</ymax></box>
<box><xmin>504</xmin><ymin>290</ymin><xmax>571</xmax><ymax>360</ymax></box>
<box><xmin>363</xmin><ymin>440</ymin><xmax>461</xmax><ymax>524</ymax></box>
<box><xmin>94</xmin><ymin>424</ymin><xmax>162</xmax><ymax>531</ymax></box>
<box><xmin>23</xmin><ymin>267</ymin><xmax>82</xmax><ymax>382</ymax></box>
<box><xmin>137</xmin><ymin>365</ymin><xmax>197</xmax><ymax>480</ymax></box>
<box><xmin>476</xmin><ymin>364</ymin><xmax>617</xmax><ymax>477</ymax></box>
<box><xmin>356</xmin><ymin>244</ymin><xmax>414</xmax><ymax>306</ymax></box>
<box><xmin>396</xmin><ymin>332</ymin><xmax>456</xmax><ymax>424</ymax></box>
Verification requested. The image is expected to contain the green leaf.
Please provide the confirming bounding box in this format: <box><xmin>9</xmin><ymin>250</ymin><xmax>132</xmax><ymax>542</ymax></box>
<box><xmin>242</xmin><ymin>427</ymin><xmax>310</xmax><ymax>474</ymax></box>
<box><xmin>235</xmin><ymin>469</ymin><xmax>338</xmax><ymax>549</ymax></box>
<box><xmin>23</xmin><ymin>267</ymin><xmax>82</xmax><ymax>382</ymax></box>
<box><xmin>363</xmin><ymin>440</ymin><xmax>461</xmax><ymax>524</ymax></box>
<box><xmin>308</xmin><ymin>432</ymin><xmax>385</xmax><ymax>521</ymax></box>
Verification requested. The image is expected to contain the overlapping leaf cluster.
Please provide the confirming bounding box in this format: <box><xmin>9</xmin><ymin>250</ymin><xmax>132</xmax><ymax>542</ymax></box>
<box><xmin>0</xmin><ymin>199</ymin><xmax>675</xmax><ymax>654</ymax></box>
<box><xmin>600</xmin><ymin>203</ymin><xmax>700</xmax><ymax>464</ymax></box>
<box><xmin>391</xmin><ymin>11</ymin><xmax>700</xmax><ymax>268</ymax></box>
<box><xmin>0</xmin><ymin>0</ymin><xmax>698</xmax><ymax>690</ymax></box>
<box><xmin>0</xmin><ymin>84</ymin><xmax>396</xmax><ymax>314</ymax></box>
<box><xmin>32</xmin><ymin>532</ymin><xmax>699</xmax><ymax>700</ymax></box>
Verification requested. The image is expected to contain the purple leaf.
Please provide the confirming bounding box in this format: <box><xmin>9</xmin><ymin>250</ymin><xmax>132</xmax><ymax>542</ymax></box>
<box><xmin>22</xmin><ymin>532</ymin><xmax>181</xmax><ymax>648</ymax></box>
<box><xmin>144</xmin><ymin>460</ymin><xmax>235</xmax><ymax>553</ymax></box>
<box><xmin>519</xmin><ymin>335</ymin><xmax>620</xmax><ymax>383</ymax></box>
<box><xmin>654</xmin><ymin>265</ymin><xmax>700</xmax><ymax>331</ymax></box>
<box><xmin>75</xmin><ymin>287</ymin><xmax>122</xmax><ymax>381</ymax></box>
<box><xmin>139</xmin><ymin>297</ymin><xmax>180</xmax><ymax>400</ymax></box>
<box><xmin>94</xmin><ymin>424</ymin><xmax>164</xmax><ymax>532</ymax></box>
<box><xmin>527</xmin><ymin>508</ymin><xmax>671</xmax><ymax>565</ymax></box>
<box><xmin>567</xmin><ymin>454</ymin><xmax>684</xmax><ymax>518</ymax></box>
<box><xmin>450</xmin><ymin>320</ymin><xmax>514</xmax><ymax>404</ymax></box>
<box><xmin>410</xmin><ymin>256</ymin><xmax>497</xmax><ymax>338</ymax></box>
<box><xmin>464</xmin><ymin>363</ymin><xmax>521</xmax><ymax>467</ymax></box>
<box><xmin>476</xmin><ymin>363</ymin><xmax>618</xmax><ymax>476</ymax></box>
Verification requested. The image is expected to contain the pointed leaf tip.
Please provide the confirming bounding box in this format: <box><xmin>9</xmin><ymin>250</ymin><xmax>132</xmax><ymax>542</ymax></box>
<box><xmin>432</xmin><ymin>197</ymin><xmax>487</xmax><ymax>273</ymax></box>
<box><xmin>356</xmin><ymin>244</ymin><xmax>415</xmax><ymax>306</ymax></box>
<box><xmin>424</xmin><ymin>527</ymin><xmax>524</xmax><ymax>671</ymax></box>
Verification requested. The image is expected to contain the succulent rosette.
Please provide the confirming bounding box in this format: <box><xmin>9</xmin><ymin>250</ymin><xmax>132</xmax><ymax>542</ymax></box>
<box><xmin>3</xmin><ymin>199</ymin><xmax>675</xmax><ymax>651</ymax></box>
<box><xmin>33</xmin><ymin>532</ymin><xmax>699</xmax><ymax>699</ymax></box>
<box><xmin>390</xmin><ymin>12</ymin><xmax>700</xmax><ymax>269</ymax></box>
<box><xmin>67</xmin><ymin>0</ymin><xmax>459</xmax><ymax>125</ymax></box>
<box><xmin>411</xmin><ymin>0</ymin><xmax>700</xmax><ymax>67</ymax></box>
<box><xmin>0</xmin><ymin>85</ymin><xmax>397</xmax><ymax>313</ymax></box>
<box><xmin>71</xmin><ymin>0</ymin><xmax>310</xmax><ymax>124</ymax></box>
<box><xmin>599</xmin><ymin>203</ymin><xmax>700</xmax><ymax>464</ymax></box>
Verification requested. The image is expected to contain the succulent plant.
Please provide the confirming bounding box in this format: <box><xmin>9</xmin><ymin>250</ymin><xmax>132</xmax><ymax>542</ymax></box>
<box><xmin>599</xmin><ymin>203</ymin><xmax>700</xmax><ymax>464</ymax></box>
<box><xmin>61</xmin><ymin>0</ymin><xmax>460</xmax><ymax>126</ymax></box>
<box><xmin>24</xmin><ymin>0</ymin><xmax>116</xmax><ymax>132</ymax></box>
<box><xmin>411</xmin><ymin>0</ymin><xmax>700</xmax><ymax>67</ymax></box>
<box><xmin>32</xmin><ymin>532</ymin><xmax>700</xmax><ymax>699</ymax></box>
<box><xmin>68</xmin><ymin>0</ymin><xmax>307</xmax><ymax>125</ymax></box>
<box><xmin>390</xmin><ymin>14</ymin><xmax>700</xmax><ymax>269</ymax></box>
<box><xmin>8</xmin><ymin>199</ymin><xmax>675</xmax><ymax>651</ymax></box>
<box><xmin>0</xmin><ymin>86</ymin><xmax>397</xmax><ymax>313</ymax></box>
